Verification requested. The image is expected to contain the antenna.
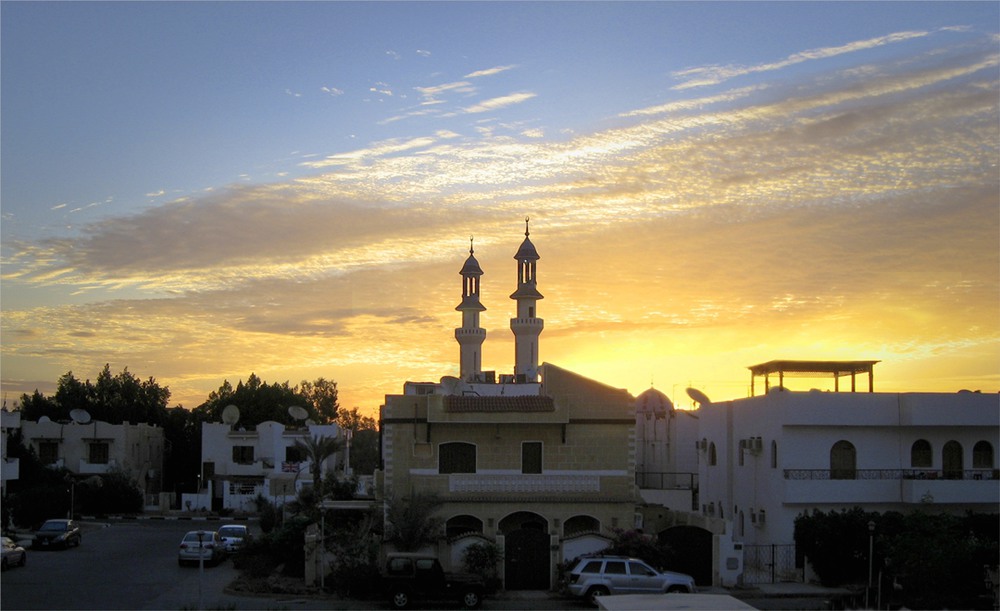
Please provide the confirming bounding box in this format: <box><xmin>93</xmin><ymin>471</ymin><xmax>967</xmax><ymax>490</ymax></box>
<box><xmin>221</xmin><ymin>404</ymin><xmax>240</xmax><ymax>425</ymax></box>
<box><xmin>288</xmin><ymin>405</ymin><xmax>309</xmax><ymax>421</ymax></box>
<box><xmin>686</xmin><ymin>387</ymin><xmax>711</xmax><ymax>407</ymax></box>
<box><xmin>70</xmin><ymin>409</ymin><xmax>92</xmax><ymax>424</ymax></box>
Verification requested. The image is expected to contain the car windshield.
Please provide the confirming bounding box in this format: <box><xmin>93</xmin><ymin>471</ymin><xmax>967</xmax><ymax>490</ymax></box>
<box><xmin>218</xmin><ymin>527</ymin><xmax>244</xmax><ymax>537</ymax></box>
<box><xmin>39</xmin><ymin>522</ymin><xmax>67</xmax><ymax>532</ymax></box>
<box><xmin>183</xmin><ymin>532</ymin><xmax>208</xmax><ymax>543</ymax></box>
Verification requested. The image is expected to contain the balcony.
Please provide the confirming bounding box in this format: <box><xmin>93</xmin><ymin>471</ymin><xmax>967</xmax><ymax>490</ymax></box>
<box><xmin>405</xmin><ymin>472</ymin><xmax>634</xmax><ymax>500</ymax></box>
<box><xmin>783</xmin><ymin>469</ymin><xmax>999</xmax><ymax>505</ymax></box>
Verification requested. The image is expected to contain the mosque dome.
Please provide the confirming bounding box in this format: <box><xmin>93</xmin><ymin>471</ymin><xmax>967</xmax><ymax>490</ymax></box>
<box><xmin>635</xmin><ymin>387</ymin><xmax>674</xmax><ymax>416</ymax></box>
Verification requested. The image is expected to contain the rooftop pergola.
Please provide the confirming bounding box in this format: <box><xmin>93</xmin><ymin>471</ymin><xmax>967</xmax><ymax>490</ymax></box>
<box><xmin>748</xmin><ymin>360</ymin><xmax>880</xmax><ymax>396</ymax></box>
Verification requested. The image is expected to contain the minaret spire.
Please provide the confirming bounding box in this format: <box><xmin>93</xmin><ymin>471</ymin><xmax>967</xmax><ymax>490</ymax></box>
<box><xmin>455</xmin><ymin>236</ymin><xmax>487</xmax><ymax>382</ymax></box>
<box><xmin>510</xmin><ymin>217</ymin><xmax>544</xmax><ymax>382</ymax></box>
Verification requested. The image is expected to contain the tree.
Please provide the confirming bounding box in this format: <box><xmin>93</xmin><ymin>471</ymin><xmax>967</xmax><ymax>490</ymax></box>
<box><xmin>21</xmin><ymin>366</ymin><xmax>170</xmax><ymax>426</ymax></box>
<box><xmin>298</xmin><ymin>377</ymin><xmax>339</xmax><ymax>424</ymax></box>
<box><xmin>195</xmin><ymin>373</ymin><xmax>316</xmax><ymax>426</ymax></box>
<box><xmin>384</xmin><ymin>493</ymin><xmax>443</xmax><ymax>552</ymax></box>
<box><xmin>293</xmin><ymin>434</ymin><xmax>345</xmax><ymax>494</ymax></box>
<box><xmin>337</xmin><ymin>407</ymin><xmax>380</xmax><ymax>475</ymax></box>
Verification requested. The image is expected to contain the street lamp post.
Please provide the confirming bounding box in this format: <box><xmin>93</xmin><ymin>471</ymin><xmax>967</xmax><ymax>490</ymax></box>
<box><xmin>196</xmin><ymin>530</ymin><xmax>205</xmax><ymax>610</ymax></box>
<box><xmin>867</xmin><ymin>520</ymin><xmax>876</xmax><ymax>609</ymax></box>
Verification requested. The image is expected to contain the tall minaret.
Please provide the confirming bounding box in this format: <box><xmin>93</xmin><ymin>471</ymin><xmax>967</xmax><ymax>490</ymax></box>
<box><xmin>509</xmin><ymin>217</ymin><xmax>544</xmax><ymax>382</ymax></box>
<box><xmin>455</xmin><ymin>237</ymin><xmax>487</xmax><ymax>382</ymax></box>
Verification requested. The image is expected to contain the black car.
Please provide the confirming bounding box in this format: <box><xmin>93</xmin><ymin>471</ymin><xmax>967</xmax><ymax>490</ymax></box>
<box><xmin>33</xmin><ymin>519</ymin><xmax>82</xmax><ymax>549</ymax></box>
<box><xmin>382</xmin><ymin>553</ymin><xmax>485</xmax><ymax>609</ymax></box>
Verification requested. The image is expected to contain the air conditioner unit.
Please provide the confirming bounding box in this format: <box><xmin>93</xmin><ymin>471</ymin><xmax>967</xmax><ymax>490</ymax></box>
<box><xmin>758</xmin><ymin>509</ymin><xmax>766</xmax><ymax>525</ymax></box>
<box><xmin>739</xmin><ymin>439</ymin><xmax>748</xmax><ymax>450</ymax></box>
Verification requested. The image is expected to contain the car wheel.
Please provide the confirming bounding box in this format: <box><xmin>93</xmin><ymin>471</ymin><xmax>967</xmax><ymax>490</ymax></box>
<box><xmin>462</xmin><ymin>589</ymin><xmax>482</xmax><ymax>609</ymax></box>
<box><xmin>19</xmin><ymin>553</ymin><xmax>26</xmax><ymax>567</ymax></box>
<box><xmin>1</xmin><ymin>557</ymin><xmax>8</xmax><ymax>571</ymax></box>
<box><xmin>390</xmin><ymin>590</ymin><xmax>410</xmax><ymax>609</ymax></box>
<box><xmin>587</xmin><ymin>586</ymin><xmax>610</xmax><ymax>607</ymax></box>
<box><xmin>667</xmin><ymin>585</ymin><xmax>690</xmax><ymax>593</ymax></box>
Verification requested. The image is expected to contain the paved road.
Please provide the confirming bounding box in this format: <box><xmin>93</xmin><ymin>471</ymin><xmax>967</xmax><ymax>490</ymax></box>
<box><xmin>0</xmin><ymin>519</ymin><xmax>835</xmax><ymax>610</ymax></box>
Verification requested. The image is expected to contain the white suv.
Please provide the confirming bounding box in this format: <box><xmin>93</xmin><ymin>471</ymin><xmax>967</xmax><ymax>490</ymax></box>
<box><xmin>566</xmin><ymin>555</ymin><xmax>696</xmax><ymax>605</ymax></box>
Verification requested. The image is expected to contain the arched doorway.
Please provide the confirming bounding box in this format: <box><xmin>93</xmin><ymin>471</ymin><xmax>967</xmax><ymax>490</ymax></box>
<box><xmin>943</xmin><ymin>440</ymin><xmax>963</xmax><ymax>479</ymax></box>
<box><xmin>500</xmin><ymin>511</ymin><xmax>549</xmax><ymax>590</ymax></box>
<box><xmin>658</xmin><ymin>526</ymin><xmax>713</xmax><ymax>586</ymax></box>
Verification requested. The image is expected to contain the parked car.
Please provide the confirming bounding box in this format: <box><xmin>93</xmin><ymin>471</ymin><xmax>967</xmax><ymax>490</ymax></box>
<box><xmin>382</xmin><ymin>552</ymin><xmax>485</xmax><ymax>609</ymax></box>
<box><xmin>32</xmin><ymin>519</ymin><xmax>82</xmax><ymax>549</ymax></box>
<box><xmin>566</xmin><ymin>555</ymin><xmax>696</xmax><ymax>605</ymax></box>
<box><xmin>216</xmin><ymin>524</ymin><xmax>252</xmax><ymax>553</ymax></box>
<box><xmin>1</xmin><ymin>536</ymin><xmax>27</xmax><ymax>570</ymax></box>
<box><xmin>177</xmin><ymin>530</ymin><xmax>225</xmax><ymax>566</ymax></box>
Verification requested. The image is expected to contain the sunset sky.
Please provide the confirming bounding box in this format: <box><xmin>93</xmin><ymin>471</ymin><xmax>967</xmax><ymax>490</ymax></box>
<box><xmin>2</xmin><ymin>2</ymin><xmax>998</xmax><ymax>418</ymax></box>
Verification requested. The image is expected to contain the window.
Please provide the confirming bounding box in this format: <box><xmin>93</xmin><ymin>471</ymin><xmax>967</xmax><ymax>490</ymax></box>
<box><xmin>605</xmin><ymin>561</ymin><xmax>627</xmax><ymax>575</ymax></box>
<box><xmin>285</xmin><ymin>446</ymin><xmax>304</xmax><ymax>462</ymax></box>
<box><xmin>973</xmin><ymin>441</ymin><xmax>994</xmax><ymax>469</ymax></box>
<box><xmin>830</xmin><ymin>440</ymin><xmax>856</xmax><ymax>479</ymax></box>
<box><xmin>88</xmin><ymin>442</ymin><xmax>109</xmax><ymax>464</ymax></box>
<box><xmin>232</xmin><ymin>445</ymin><xmax>255</xmax><ymax>464</ymax></box>
<box><xmin>446</xmin><ymin>515</ymin><xmax>484</xmax><ymax>538</ymax></box>
<box><xmin>580</xmin><ymin>560</ymin><xmax>603</xmax><ymax>574</ymax></box>
<box><xmin>38</xmin><ymin>441</ymin><xmax>59</xmax><ymax>466</ymax></box>
<box><xmin>439</xmin><ymin>442</ymin><xmax>476</xmax><ymax>474</ymax></box>
<box><xmin>770</xmin><ymin>440</ymin><xmax>778</xmax><ymax>469</ymax></box>
<box><xmin>943</xmin><ymin>441</ymin><xmax>963</xmax><ymax>479</ymax></box>
<box><xmin>910</xmin><ymin>439</ymin><xmax>932</xmax><ymax>468</ymax></box>
<box><xmin>708</xmin><ymin>442</ymin><xmax>717</xmax><ymax>466</ymax></box>
<box><xmin>522</xmin><ymin>441</ymin><xmax>542</xmax><ymax>474</ymax></box>
<box><xmin>629</xmin><ymin>561</ymin><xmax>656</xmax><ymax>576</ymax></box>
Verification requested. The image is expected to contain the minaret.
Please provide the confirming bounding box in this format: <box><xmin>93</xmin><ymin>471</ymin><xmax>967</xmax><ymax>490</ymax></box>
<box><xmin>509</xmin><ymin>217</ymin><xmax>544</xmax><ymax>382</ymax></box>
<box><xmin>455</xmin><ymin>237</ymin><xmax>486</xmax><ymax>382</ymax></box>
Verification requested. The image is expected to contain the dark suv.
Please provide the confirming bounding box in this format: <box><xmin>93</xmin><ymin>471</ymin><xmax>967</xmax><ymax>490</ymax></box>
<box><xmin>382</xmin><ymin>553</ymin><xmax>485</xmax><ymax>609</ymax></box>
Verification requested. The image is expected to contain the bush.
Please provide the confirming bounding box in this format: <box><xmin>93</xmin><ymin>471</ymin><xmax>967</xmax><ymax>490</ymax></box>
<box><xmin>795</xmin><ymin>508</ymin><xmax>998</xmax><ymax>609</ymax></box>
<box><xmin>462</xmin><ymin>541</ymin><xmax>503</xmax><ymax>593</ymax></box>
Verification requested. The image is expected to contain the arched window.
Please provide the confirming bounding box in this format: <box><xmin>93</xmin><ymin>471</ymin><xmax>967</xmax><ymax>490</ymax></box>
<box><xmin>973</xmin><ymin>441</ymin><xmax>994</xmax><ymax>469</ymax></box>
<box><xmin>770</xmin><ymin>440</ymin><xmax>778</xmax><ymax>469</ymax></box>
<box><xmin>446</xmin><ymin>515</ymin><xmax>483</xmax><ymax>538</ymax></box>
<box><xmin>708</xmin><ymin>442</ymin><xmax>717</xmax><ymax>466</ymax></box>
<box><xmin>439</xmin><ymin>442</ymin><xmax>476</xmax><ymax>474</ymax></box>
<box><xmin>910</xmin><ymin>439</ymin><xmax>932</xmax><ymax>468</ymax></box>
<box><xmin>830</xmin><ymin>440</ymin><xmax>856</xmax><ymax>480</ymax></box>
<box><xmin>943</xmin><ymin>441</ymin><xmax>963</xmax><ymax>479</ymax></box>
<box><xmin>564</xmin><ymin>515</ymin><xmax>600</xmax><ymax>537</ymax></box>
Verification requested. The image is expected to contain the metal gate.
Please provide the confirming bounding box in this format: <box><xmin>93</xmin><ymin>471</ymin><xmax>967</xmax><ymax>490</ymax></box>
<box><xmin>741</xmin><ymin>544</ymin><xmax>798</xmax><ymax>584</ymax></box>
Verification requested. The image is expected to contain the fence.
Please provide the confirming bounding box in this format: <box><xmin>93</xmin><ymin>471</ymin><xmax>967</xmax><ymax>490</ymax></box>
<box><xmin>741</xmin><ymin>544</ymin><xmax>798</xmax><ymax>585</ymax></box>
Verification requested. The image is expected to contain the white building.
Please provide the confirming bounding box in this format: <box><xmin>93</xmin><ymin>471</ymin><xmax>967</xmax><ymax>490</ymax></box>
<box><xmin>696</xmin><ymin>361</ymin><xmax>998</xmax><ymax>582</ymax></box>
<box><xmin>196</xmin><ymin>420</ymin><xmax>347</xmax><ymax>513</ymax></box>
<box><xmin>634</xmin><ymin>387</ymin><xmax>699</xmax><ymax>511</ymax></box>
<box><xmin>1</xmin><ymin>408</ymin><xmax>22</xmax><ymax>497</ymax></box>
<box><xmin>20</xmin><ymin>418</ymin><xmax>165</xmax><ymax>497</ymax></box>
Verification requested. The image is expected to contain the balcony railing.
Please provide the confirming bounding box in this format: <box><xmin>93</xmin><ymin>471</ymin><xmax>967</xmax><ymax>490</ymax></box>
<box><xmin>784</xmin><ymin>469</ymin><xmax>999</xmax><ymax>481</ymax></box>
<box><xmin>636</xmin><ymin>472</ymin><xmax>699</xmax><ymax>490</ymax></box>
<box><xmin>450</xmin><ymin>473</ymin><xmax>600</xmax><ymax>493</ymax></box>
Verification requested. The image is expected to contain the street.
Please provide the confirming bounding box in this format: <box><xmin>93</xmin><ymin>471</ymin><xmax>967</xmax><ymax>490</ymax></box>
<box><xmin>0</xmin><ymin>519</ymin><xmax>584</xmax><ymax>610</ymax></box>
<box><xmin>0</xmin><ymin>519</ymin><xmax>835</xmax><ymax>610</ymax></box>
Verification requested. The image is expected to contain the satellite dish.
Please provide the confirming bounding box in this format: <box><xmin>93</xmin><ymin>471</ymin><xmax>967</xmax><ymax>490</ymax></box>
<box><xmin>440</xmin><ymin>376</ymin><xmax>461</xmax><ymax>395</ymax></box>
<box><xmin>288</xmin><ymin>405</ymin><xmax>309</xmax><ymax>421</ymax></box>
<box><xmin>686</xmin><ymin>387</ymin><xmax>711</xmax><ymax>407</ymax></box>
<box><xmin>221</xmin><ymin>404</ymin><xmax>240</xmax><ymax>425</ymax></box>
<box><xmin>70</xmin><ymin>409</ymin><xmax>92</xmax><ymax>424</ymax></box>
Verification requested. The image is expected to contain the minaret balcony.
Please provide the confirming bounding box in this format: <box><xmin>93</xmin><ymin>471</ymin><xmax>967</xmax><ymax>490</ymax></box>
<box><xmin>455</xmin><ymin>328</ymin><xmax>486</xmax><ymax>341</ymax></box>
<box><xmin>510</xmin><ymin>317</ymin><xmax>544</xmax><ymax>332</ymax></box>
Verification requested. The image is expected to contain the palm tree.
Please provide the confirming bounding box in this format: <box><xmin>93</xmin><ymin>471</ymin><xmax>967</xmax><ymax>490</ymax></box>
<box><xmin>293</xmin><ymin>434</ymin><xmax>345</xmax><ymax>496</ymax></box>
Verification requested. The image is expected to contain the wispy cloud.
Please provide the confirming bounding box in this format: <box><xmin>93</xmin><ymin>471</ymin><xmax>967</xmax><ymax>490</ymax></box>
<box><xmin>465</xmin><ymin>65</ymin><xmax>517</xmax><ymax>78</ymax></box>
<box><xmin>672</xmin><ymin>30</ymin><xmax>932</xmax><ymax>89</ymax></box>
<box><xmin>460</xmin><ymin>92</ymin><xmax>537</xmax><ymax>114</ymax></box>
